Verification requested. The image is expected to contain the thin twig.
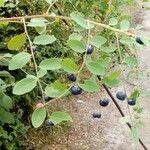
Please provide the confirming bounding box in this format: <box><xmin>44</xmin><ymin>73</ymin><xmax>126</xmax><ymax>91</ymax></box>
<box><xmin>46</xmin><ymin>0</ymin><xmax>58</xmax><ymax>14</ymax></box>
<box><xmin>22</xmin><ymin>18</ymin><xmax>45</xmax><ymax>103</ymax></box>
<box><xmin>77</xmin><ymin>21</ymin><xmax>91</xmax><ymax>80</ymax></box>
<box><xmin>0</xmin><ymin>14</ymin><xmax>134</xmax><ymax>36</ymax></box>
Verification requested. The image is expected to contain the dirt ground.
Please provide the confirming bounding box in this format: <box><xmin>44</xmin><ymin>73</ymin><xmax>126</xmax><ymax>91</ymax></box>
<box><xmin>25</xmin><ymin>2</ymin><xmax>150</xmax><ymax>150</ymax></box>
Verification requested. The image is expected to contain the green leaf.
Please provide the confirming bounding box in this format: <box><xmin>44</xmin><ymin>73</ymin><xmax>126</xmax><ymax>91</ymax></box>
<box><xmin>13</xmin><ymin>77</ymin><xmax>37</xmax><ymax>95</ymax></box>
<box><xmin>7</xmin><ymin>34</ymin><xmax>27</xmax><ymax>51</ymax></box>
<box><xmin>79</xmin><ymin>76</ymin><xmax>99</xmax><ymax>92</ymax></box>
<box><xmin>68</xmin><ymin>39</ymin><xmax>85</xmax><ymax>53</ymax></box>
<box><xmin>109</xmin><ymin>17</ymin><xmax>118</xmax><ymax>26</ymax></box>
<box><xmin>103</xmin><ymin>78</ymin><xmax>120</xmax><ymax>87</ymax></box>
<box><xmin>33</xmin><ymin>35</ymin><xmax>56</xmax><ymax>45</ymax></box>
<box><xmin>0</xmin><ymin>107</ymin><xmax>14</xmax><ymax>124</ymax></box>
<box><xmin>9</xmin><ymin>52</ymin><xmax>31</xmax><ymax>70</ymax></box>
<box><xmin>28</xmin><ymin>18</ymin><xmax>48</xmax><ymax>27</ymax></box>
<box><xmin>70</xmin><ymin>12</ymin><xmax>94</xmax><ymax>29</ymax></box>
<box><xmin>0</xmin><ymin>21</ymin><xmax>8</xmax><ymax>27</ymax></box>
<box><xmin>119</xmin><ymin>116</ymin><xmax>131</xmax><ymax>124</ymax></box>
<box><xmin>0</xmin><ymin>0</ymin><xmax>4</xmax><ymax>7</ymax></box>
<box><xmin>106</xmin><ymin>70</ymin><xmax>122</xmax><ymax>80</ymax></box>
<box><xmin>50</xmin><ymin>111</ymin><xmax>72</xmax><ymax>125</ymax></box>
<box><xmin>120</xmin><ymin>20</ymin><xmax>130</xmax><ymax>31</ymax></box>
<box><xmin>91</xmin><ymin>35</ymin><xmax>107</xmax><ymax>48</ymax></box>
<box><xmin>131</xmin><ymin>127</ymin><xmax>139</xmax><ymax>143</ymax></box>
<box><xmin>100</xmin><ymin>44</ymin><xmax>117</xmax><ymax>53</ymax></box>
<box><xmin>31</xmin><ymin>107</ymin><xmax>46</xmax><ymax>128</ymax></box>
<box><xmin>0</xmin><ymin>90</ymin><xmax>12</xmax><ymax>110</ymax></box>
<box><xmin>103</xmin><ymin>70</ymin><xmax>121</xmax><ymax>87</ymax></box>
<box><xmin>124</xmin><ymin>56</ymin><xmax>138</xmax><ymax>67</ymax></box>
<box><xmin>120</xmin><ymin>36</ymin><xmax>135</xmax><ymax>45</ymax></box>
<box><xmin>86</xmin><ymin>61</ymin><xmax>105</xmax><ymax>76</ymax></box>
<box><xmin>130</xmin><ymin>89</ymin><xmax>140</xmax><ymax>99</ymax></box>
<box><xmin>39</xmin><ymin>58</ymin><xmax>61</xmax><ymax>70</ymax></box>
<box><xmin>61</xmin><ymin>58</ymin><xmax>78</xmax><ymax>73</ymax></box>
<box><xmin>97</xmin><ymin>57</ymin><xmax>111</xmax><ymax>67</ymax></box>
<box><xmin>45</xmin><ymin>80</ymin><xmax>68</xmax><ymax>98</ymax></box>
<box><xmin>35</xmin><ymin>26</ymin><xmax>47</xmax><ymax>35</ymax></box>
<box><xmin>69</xmin><ymin>33</ymin><xmax>82</xmax><ymax>40</ymax></box>
<box><xmin>37</xmin><ymin>69</ymin><xmax>47</xmax><ymax>78</ymax></box>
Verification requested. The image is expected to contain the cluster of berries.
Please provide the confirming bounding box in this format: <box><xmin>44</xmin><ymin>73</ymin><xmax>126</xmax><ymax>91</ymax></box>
<box><xmin>92</xmin><ymin>90</ymin><xmax>137</xmax><ymax>119</ymax></box>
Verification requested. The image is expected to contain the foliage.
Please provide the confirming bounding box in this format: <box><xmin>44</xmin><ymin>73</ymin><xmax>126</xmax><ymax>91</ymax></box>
<box><xmin>0</xmin><ymin>0</ymin><xmax>149</xmax><ymax>149</ymax></box>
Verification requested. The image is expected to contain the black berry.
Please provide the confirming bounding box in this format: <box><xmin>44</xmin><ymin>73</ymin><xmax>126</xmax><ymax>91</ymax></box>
<box><xmin>116</xmin><ymin>91</ymin><xmax>127</xmax><ymax>101</ymax></box>
<box><xmin>45</xmin><ymin>119</ymin><xmax>54</xmax><ymax>127</ymax></box>
<box><xmin>128</xmin><ymin>98</ymin><xmax>136</xmax><ymax>106</ymax></box>
<box><xmin>87</xmin><ymin>44</ymin><xmax>94</xmax><ymax>54</ymax></box>
<box><xmin>70</xmin><ymin>85</ymin><xmax>82</xmax><ymax>95</ymax></box>
<box><xmin>99</xmin><ymin>98</ymin><xmax>110</xmax><ymax>107</ymax></box>
<box><xmin>136</xmin><ymin>37</ymin><xmax>144</xmax><ymax>45</ymax></box>
<box><xmin>67</xmin><ymin>73</ymin><xmax>76</xmax><ymax>82</ymax></box>
<box><xmin>92</xmin><ymin>112</ymin><xmax>101</xmax><ymax>118</ymax></box>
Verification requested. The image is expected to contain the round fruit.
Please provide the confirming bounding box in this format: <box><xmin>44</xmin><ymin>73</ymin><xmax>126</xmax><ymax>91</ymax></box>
<box><xmin>99</xmin><ymin>98</ymin><xmax>110</xmax><ymax>107</ymax></box>
<box><xmin>116</xmin><ymin>91</ymin><xmax>127</xmax><ymax>101</ymax></box>
<box><xmin>135</xmin><ymin>37</ymin><xmax>144</xmax><ymax>45</ymax></box>
<box><xmin>67</xmin><ymin>73</ymin><xmax>76</xmax><ymax>82</ymax></box>
<box><xmin>87</xmin><ymin>44</ymin><xmax>94</xmax><ymax>54</ymax></box>
<box><xmin>45</xmin><ymin>119</ymin><xmax>54</xmax><ymax>127</ymax></box>
<box><xmin>70</xmin><ymin>85</ymin><xmax>82</xmax><ymax>95</ymax></box>
<box><xmin>128</xmin><ymin>98</ymin><xmax>136</xmax><ymax>106</ymax></box>
<box><xmin>92</xmin><ymin>112</ymin><xmax>101</xmax><ymax>118</ymax></box>
<box><xmin>36</xmin><ymin>102</ymin><xmax>44</xmax><ymax>108</ymax></box>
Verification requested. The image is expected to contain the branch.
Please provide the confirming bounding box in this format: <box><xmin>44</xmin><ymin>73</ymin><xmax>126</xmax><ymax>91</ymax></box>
<box><xmin>0</xmin><ymin>14</ymin><xmax>134</xmax><ymax>36</ymax></box>
<box><xmin>22</xmin><ymin>18</ymin><xmax>45</xmax><ymax>103</ymax></box>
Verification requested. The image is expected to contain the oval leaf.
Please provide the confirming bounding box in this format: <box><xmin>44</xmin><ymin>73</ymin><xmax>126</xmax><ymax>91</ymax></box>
<box><xmin>61</xmin><ymin>58</ymin><xmax>78</xmax><ymax>73</ymax></box>
<box><xmin>69</xmin><ymin>33</ymin><xmax>82</xmax><ymax>40</ymax></box>
<box><xmin>100</xmin><ymin>44</ymin><xmax>117</xmax><ymax>53</ymax></box>
<box><xmin>79</xmin><ymin>76</ymin><xmax>99</xmax><ymax>92</ymax></box>
<box><xmin>91</xmin><ymin>35</ymin><xmax>107</xmax><ymax>48</ymax></box>
<box><xmin>37</xmin><ymin>69</ymin><xmax>47</xmax><ymax>78</ymax></box>
<box><xmin>68</xmin><ymin>39</ymin><xmax>85</xmax><ymax>53</ymax></box>
<box><xmin>33</xmin><ymin>35</ymin><xmax>56</xmax><ymax>45</ymax></box>
<box><xmin>70</xmin><ymin>12</ymin><xmax>94</xmax><ymax>29</ymax></box>
<box><xmin>13</xmin><ymin>77</ymin><xmax>37</xmax><ymax>95</ymax></box>
<box><xmin>9</xmin><ymin>52</ymin><xmax>31</xmax><ymax>70</ymax></box>
<box><xmin>86</xmin><ymin>61</ymin><xmax>105</xmax><ymax>76</ymax></box>
<box><xmin>28</xmin><ymin>18</ymin><xmax>48</xmax><ymax>27</ymax></box>
<box><xmin>39</xmin><ymin>58</ymin><xmax>61</xmax><ymax>70</ymax></box>
<box><xmin>31</xmin><ymin>107</ymin><xmax>46</xmax><ymax>128</ymax></box>
<box><xmin>50</xmin><ymin>111</ymin><xmax>72</xmax><ymax>125</ymax></box>
<box><xmin>45</xmin><ymin>81</ymin><xmax>68</xmax><ymax>98</ymax></box>
<box><xmin>7</xmin><ymin>33</ymin><xmax>27</xmax><ymax>51</ymax></box>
